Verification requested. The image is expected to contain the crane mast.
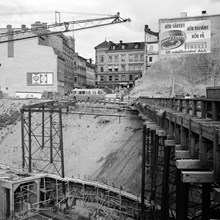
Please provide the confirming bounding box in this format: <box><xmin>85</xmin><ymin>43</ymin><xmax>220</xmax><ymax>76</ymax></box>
<box><xmin>0</xmin><ymin>12</ymin><xmax>131</xmax><ymax>43</ymax></box>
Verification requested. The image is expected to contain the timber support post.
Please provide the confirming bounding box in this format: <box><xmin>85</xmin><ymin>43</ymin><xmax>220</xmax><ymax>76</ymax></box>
<box><xmin>160</xmin><ymin>139</ymin><xmax>175</xmax><ymax>220</ymax></box>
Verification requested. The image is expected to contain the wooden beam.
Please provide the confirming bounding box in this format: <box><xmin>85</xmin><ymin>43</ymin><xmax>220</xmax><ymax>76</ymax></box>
<box><xmin>181</xmin><ymin>171</ymin><xmax>215</xmax><ymax>183</ymax></box>
<box><xmin>156</xmin><ymin>130</ymin><xmax>167</xmax><ymax>137</ymax></box>
<box><xmin>213</xmin><ymin>188</ymin><xmax>220</xmax><ymax>203</ymax></box>
<box><xmin>165</xmin><ymin>140</ymin><xmax>175</xmax><ymax>146</ymax></box>
<box><xmin>143</xmin><ymin>121</ymin><xmax>154</xmax><ymax>126</ymax></box>
<box><xmin>147</xmin><ymin>125</ymin><xmax>160</xmax><ymax>130</ymax></box>
<box><xmin>175</xmin><ymin>144</ymin><xmax>182</xmax><ymax>150</ymax></box>
<box><xmin>176</xmin><ymin>159</ymin><xmax>212</xmax><ymax>169</ymax></box>
<box><xmin>175</xmin><ymin>150</ymin><xmax>191</xmax><ymax>159</ymax></box>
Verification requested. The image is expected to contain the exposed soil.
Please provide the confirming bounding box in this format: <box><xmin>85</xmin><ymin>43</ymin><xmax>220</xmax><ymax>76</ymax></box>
<box><xmin>0</xmin><ymin>99</ymin><xmax>143</xmax><ymax>196</ymax></box>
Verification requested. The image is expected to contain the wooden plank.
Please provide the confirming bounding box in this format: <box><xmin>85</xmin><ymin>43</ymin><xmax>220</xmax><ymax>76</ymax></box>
<box><xmin>213</xmin><ymin>188</ymin><xmax>220</xmax><ymax>203</ymax></box>
<box><xmin>156</xmin><ymin>130</ymin><xmax>167</xmax><ymax>136</ymax></box>
<box><xmin>165</xmin><ymin>140</ymin><xmax>175</xmax><ymax>146</ymax></box>
<box><xmin>181</xmin><ymin>171</ymin><xmax>215</xmax><ymax>183</ymax></box>
<box><xmin>147</xmin><ymin>125</ymin><xmax>160</xmax><ymax>130</ymax></box>
<box><xmin>175</xmin><ymin>150</ymin><xmax>191</xmax><ymax>159</ymax></box>
<box><xmin>176</xmin><ymin>159</ymin><xmax>213</xmax><ymax>169</ymax></box>
<box><xmin>143</xmin><ymin>121</ymin><xmax>154</xmax><ymax>126</ymax></box>
<box><xmin>175</xmin><ymin>144</ymin><xmax>182</xmax><ymax>150</ymax></box>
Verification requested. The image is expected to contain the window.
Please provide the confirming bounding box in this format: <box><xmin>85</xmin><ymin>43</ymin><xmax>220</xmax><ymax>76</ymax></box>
<box><xmin>112</xmin><ymin>45</ymin><xmax>116</xmax><ymax>50</ymax></box>
<box><xmin>129</xmin><ymin>55</ymin><xmax>133</xmax><ymax>62</ymax></box>
<box><xmin>134</xmin><ymin>65</ymin><xmax>139</xmax><ymax>71</ymax></box>
<box><xmin>129</xmin><ymin>75</ymin><xmax>133</xmax><ymax>81</ymax></box>
<box><xmin>100</xmin><ymin>56</ymin><xmax>104</xmax><ymax>62</ymax></box>
<box><xmin>134</xmin><ymin>44</ymin><xmax>139</xmax><ymax>49</ymax></box>
<box><xmin>100</xmin><ymin>66</ymin><xmax>104</xmax><ymax>72</ymax></box>
<box><xmin>121</xmin><ymin>75</ymin><xmax>126</xmax><ymax>81</ymax></box>
<box><xmin>140</xmin><ymin>65</ymin><xmax>143</xmax><ymax>71</ymax></box>
<box><xmin>129</xmin><ymin>65</ymin><xmax>134</xmax><ymax>71</ymax></box>
<box><xmin>121</xmin><ymin>64</ymin><xmax>126</xmax><ymax>71</ymax></box>
<box><xmin>108</xmin><ymin>65</ymin><xmax>113</xmax><ymax>72</ymax></box>
<box><xmin>149</xmin><ymin>45</ymin><xmax>153</xmax><ymax>53</ymax></box>
<box><xmin>114</xmin><ymin>55</ymin><xmax>119</xmax><ymax>62</ymax></box>
<box><xmin>114</xmin><ymin>65</ymin><xmax>119</xmax><ymax>71</ymax></box>
<box><xmin>108</xmin><ymin>56</ymin><xmax>113</xmax><ymax>62</ymax></box>
<box><xmin>115</xmin><ymin>75</ymin><xmax>118</xmax><ymax>81</ymax></box>
<box><xmin>140</xmin><ymin>54</ymin><xmax>144</xmax><ymax>61</ymax></box>
<box><xmin>134</xmin><ymin>54</ymin><xmax>139</xmax><ymax>61</ymax></box>
<box><xmin>109</xmin><ymin>75</ymin><xmax>112</xmax><ymax>81</ymax></box>
<box><xmin>121</xmin><ymin>54</ymin><xmax>126</xmax><ymax>62</ymax></box>
<box><xmin>121</xmin><ymin>45</ymin><xmax>126</xmax><ymax>49</ymax></box>
<box><xmin>100</xmin><ymin>76</ymin><xmax>104</xmax><ymax>81</ymax></box>
<box><xmin>149</xmin><ymin>57</ymin><xmax>153</xmax><ymax>62</ymax></box>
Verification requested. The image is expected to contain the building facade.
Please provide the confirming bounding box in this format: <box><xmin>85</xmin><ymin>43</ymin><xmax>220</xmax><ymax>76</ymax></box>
<box><xmin>86</xmin><ymin>60</ymin><xmax>96</xmax><ymax>88</ymax></box>
<box><xmin>0</xmin><ymin>21</ymin><xmax>96</xmax><ymax>97</ymax></box>
<box><xmin>144</xmin><ymin>25</ymin><xmax>159</xmax><ymax>72</ymax></box>
<box><xmin>95</xmin><ymin>40</ymin><xmax>144</xmax><ymax>91</ymax></box>
<box><xmin>73</xmin><ymin>54</ymin><xmax>87</xmax><ymax>88</ymax></box>
<box><xmin>0</xmin><ymin>24</ymin><xmax>65</xmax><ymax>98</ymax></box>
<box><xmin>45</xmin><ymin>33</ymin><xmax>75</xmax><ymax>94</ymax></box>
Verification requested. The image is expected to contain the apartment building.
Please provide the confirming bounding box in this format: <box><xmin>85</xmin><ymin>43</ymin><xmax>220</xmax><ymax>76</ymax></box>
<box><xmin>73</xmin><ymin>54</ymin><xmax>87</xmax><ymax>88</ymax></box>
<box><xmin>95</xmin><ymin>40</ymin><xmax>144</xmax><ymax>90</ymax></box>
<box><xmin>0</xmin><ymin>21</ymin><xmax>96</xmax><ymax>97</ymax></box>
<box><xmin>86</xmin><ymin>60</ymin><xmax>96</xmax><ymax>88</ymax></box>
<box><xmin>144</xmin><ymin>25</ymin><xmax>159</xmax><ymax>72</ymax></box>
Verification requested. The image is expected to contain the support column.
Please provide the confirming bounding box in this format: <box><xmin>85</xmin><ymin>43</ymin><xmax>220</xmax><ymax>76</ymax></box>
<box><xmin>141</xmin><ymin>123</ymin><xmax>146</xmax><ymax>220</ymax></box>
<box><xmin>21</xmin><ymin>109</ymin><xmax>25</xmax><ymax>169</ymax></box>
<box><xmin>160</xmin><ymin>139</ymin><xmax>174</xmax><ymax>220</ymax></box>
<box><xmin>176</xmin><ymin>169</ymin><xmax>189</xmax><ymax>220</ymax></box>
<box><xmin>202</xmin><ymin>183</ymin><xmax>211</xmax><ymax>220</ymax></box>
<box><xmin>174</xmin><ymin>116</ymin><xmax>180</xmax><ymax>144</ymax></box>
<box><xmin>28</xmin><ymin>110</ymin><xmax>32</xmax><ymax>173</ymax></box>
<box><xmin>180</xmin><ymin>118</ymin><xmax>188</xmax><ymax>149</ymax></box>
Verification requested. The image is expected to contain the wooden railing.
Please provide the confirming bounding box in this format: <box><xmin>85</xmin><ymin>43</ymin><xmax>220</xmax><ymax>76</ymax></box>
<box><xmin>137</xmin><ymin>96</ymin><xmax>220</xmax><ymax>121</ymax></box>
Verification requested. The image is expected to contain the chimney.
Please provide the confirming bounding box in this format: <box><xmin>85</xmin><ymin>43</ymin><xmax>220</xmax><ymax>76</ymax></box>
<box><xmin>202</xmin><ymin>10</ymin><xmax>207</xmax><ymax>15</ymax></box>
<box><xmin>120</xmin><ymin>40</ymin><xmax>123</xmax><ymax>44</ymax></box>
<box><xmin>7</xmin><ymin>25</ymin><xmax>12</xmax><ymax>29</ymax></box>
<box><xmin>180</xmin><ymin>12</ymin><xmax>187</xmax><ymax>17</ymax></box>
<box><xmin>21</xmin><ymin>24</ymin><xmax>26</xmax><ymax>30</ymax></box>
<box><xmin>144</xmin><ymin>25</ymin><xmax>149</xmax><ymax>32</ymax></box>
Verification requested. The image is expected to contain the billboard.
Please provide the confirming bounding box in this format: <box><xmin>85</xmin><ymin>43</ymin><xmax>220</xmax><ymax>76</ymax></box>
<box><xmin>160</xmin><ymin>19</ymin><xmax>211</xmax><ymax>55</ymax></box>
<box><xmin>27</xmin><ymin>72</ymin><xmax>53</xmax><ymax>86</ymax></box>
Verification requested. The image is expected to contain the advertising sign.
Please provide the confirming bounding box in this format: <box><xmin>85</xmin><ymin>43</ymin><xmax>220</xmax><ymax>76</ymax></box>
<box><xmin>27</xmin><ymin>72</ymin><xmax>53</xmax><ymax>86</ymax></box>
<box><xmin>160</xmin><ymin>19</ymin><xmax>211</xmax><ymax>55</ymax></box>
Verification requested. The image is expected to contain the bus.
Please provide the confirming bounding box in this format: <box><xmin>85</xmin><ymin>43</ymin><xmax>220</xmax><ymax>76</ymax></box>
<box><xmin>68</xmin><ymin>88</ymin><xmax>105</xmax><ymax>102</ymax></box>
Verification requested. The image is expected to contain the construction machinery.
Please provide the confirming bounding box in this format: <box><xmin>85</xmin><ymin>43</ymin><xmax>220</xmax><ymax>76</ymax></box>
<box><xmin>0</xmin><ymin>12</ymin><xmax>130</xmax><ymax>43</ymax></box>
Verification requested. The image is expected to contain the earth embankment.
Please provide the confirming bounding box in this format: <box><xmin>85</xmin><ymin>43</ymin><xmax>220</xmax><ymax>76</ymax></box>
<box><xmin>0</xmin><ymin>99</ymin><xmax>143</xmax><ymax>196</ymax></box>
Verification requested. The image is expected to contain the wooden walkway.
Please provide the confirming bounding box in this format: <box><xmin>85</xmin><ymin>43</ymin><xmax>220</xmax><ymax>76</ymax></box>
<box><xmin>135</xmin><ymin>96</ymin><xmax>220</xmax><ymax>220</ymax></box>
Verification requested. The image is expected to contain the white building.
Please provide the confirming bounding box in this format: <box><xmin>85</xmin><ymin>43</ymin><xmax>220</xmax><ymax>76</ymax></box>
<box><xmin>0</xmin><ymin>26</ymin><xmax>65</xmax><ymax>98</ymax></box>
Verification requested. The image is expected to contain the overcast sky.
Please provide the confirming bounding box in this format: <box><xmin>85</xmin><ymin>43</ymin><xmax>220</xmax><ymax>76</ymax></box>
<box><xmin>1</xmin><ymin>0</ymin><xmax>220</xmax><ymax>61</ymax></box>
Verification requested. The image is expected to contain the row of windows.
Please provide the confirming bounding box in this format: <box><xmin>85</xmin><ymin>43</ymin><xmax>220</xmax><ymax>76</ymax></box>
<box><xmin>99</xmin><ymin>64</ymin><xmax>143</xmax><ymax>72</ymax></box>
<box><xmin>110</xmin><ymin>43</ymin><xmax>140</xmax><ymax>50</ymax></box>
<box><xmin>99</xmin><ymin>54</ymin><xmax>144</xmax><ymax>63</ymax></box>
<box><xmin>100</xmin><ymin>74</ymin><xmax>134</xmax><ymax>81</ymax></box>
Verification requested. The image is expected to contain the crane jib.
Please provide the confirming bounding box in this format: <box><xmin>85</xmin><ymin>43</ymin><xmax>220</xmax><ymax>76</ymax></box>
<box><xmin>0</xmin><ymin>13</ymin><xmax>131</xmax><ymax>43</ymax></box>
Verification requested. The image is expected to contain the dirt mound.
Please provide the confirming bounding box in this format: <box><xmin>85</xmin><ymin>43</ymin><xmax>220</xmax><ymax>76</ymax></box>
<box><xmin>132</xmin><ymin>55</ymin><xmax>220</xmax><ymax>98</ymax></box>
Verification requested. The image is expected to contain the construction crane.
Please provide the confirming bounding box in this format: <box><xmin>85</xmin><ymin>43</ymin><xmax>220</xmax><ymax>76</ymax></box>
<box><xmin>0</xmin><ymin>12</ymin><xmax>131</xmax><ymax>43</ymax></box>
